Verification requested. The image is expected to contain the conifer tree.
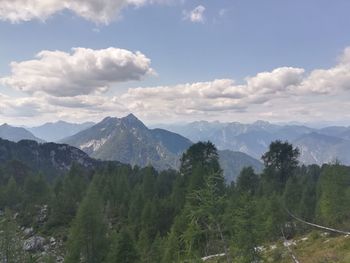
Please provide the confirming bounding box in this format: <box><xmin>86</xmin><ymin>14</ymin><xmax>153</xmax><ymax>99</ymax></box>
<box><xmin>106</xmin><ymin>229</ymin><xmax>138</xmax><ymax>263</ymax></box>
<box><xmin>65</xmin><ymin>184</ymin><xmax>108</xmax><ymax>263</ymax></box>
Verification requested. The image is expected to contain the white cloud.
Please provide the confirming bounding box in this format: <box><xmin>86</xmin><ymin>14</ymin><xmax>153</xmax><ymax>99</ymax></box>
<box><xmin>183</xmin><ymin>5</ymin><xmax>205</xmax><ymax>23</ymax></box>
<box><xmin>2</xmin><ymin>47</ymin><xmax>350</xmax><ymax>125</ymax></box>
<box><xmin>119</xmin><ymin>49</ymin><xmax>350</xmax><ymax>122</ymax></box>
<box><xmin>0</xmin><ymin>0</ymin><xmax>171</xmax><ymax>24</ymax></box>
<box><xmin>1</xmin><ymin>47</ymin><xmax>154</xmax><ymax>97</ymax></box>
<box><xmin>298</xmin><ymin>48</ymin><xmax>350</xmax><ymax>94</ymax></box>
<box><xmin>122</xmin><ymin>67</ymin><xmax>305</xmax><ymax>114</ymax></box>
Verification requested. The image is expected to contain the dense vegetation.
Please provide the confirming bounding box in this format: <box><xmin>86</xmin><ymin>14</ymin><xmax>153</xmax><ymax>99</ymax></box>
<box><xmin>0</xmin><ymin>140</ymin><xmax>349</xmax><ymax>262</ymax></box>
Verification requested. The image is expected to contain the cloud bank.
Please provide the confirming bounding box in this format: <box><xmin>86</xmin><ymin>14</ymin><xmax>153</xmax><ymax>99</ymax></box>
<box><xmin>1</xmin><ymin>47</ymin><xmax>350</xmax><ymax>124</ymax></box>
<box><xmin>1</xmin><ymin>47</ymin><xmax>154</xmax><ymax>97</ymax></box>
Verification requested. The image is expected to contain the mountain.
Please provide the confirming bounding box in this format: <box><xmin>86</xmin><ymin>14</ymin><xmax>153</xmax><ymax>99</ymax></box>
<box><xmin>61</xmin><ymin>114</ymin><xmax>264</xmax><ymax>181</ymax></box>
<box><xmin>339</xmin><ymin>128</ymin><xmax>350</xmax><ymax>140</ymax></box>
<box><xmin>0</xmin><ymin>123</ymin><xmax>44</xmax><ymax>143</ymax></box>
<box><xmin>0</xmin><ymin>138</ymin><xmax>98</xmax><ymax>181</ymax></box>
<box><xmin>62</xmin><ymin>114</ymin><xmax>193</xmax><ymax>171</ymax></box>
<box><xmin>157</xmin><ymin>120</ymin><xmax>350</xmax><ymax>165</ymax></box>
<box><xmin>29</xmin><ymin>121</ymin><xmax>94</xmax><ymax>142</ymax></box>
<box><xmin>218</xmin><ymin>150</ymin><xmax>263</xmax><ymax>182</ymax></box>
<box><xmin>158</xmin><ymin>121</ymin><xmax>315</xmax><ymax>159</ymax></box>
<box><xmin>317</xmin><ymin>126</ymin><xmax>350</xmax><ymax>137</ymax></box>
<box><xmin>292</xmin><ymin>132</ymin><xmax>350</xmax><ymax>165</ymax></box>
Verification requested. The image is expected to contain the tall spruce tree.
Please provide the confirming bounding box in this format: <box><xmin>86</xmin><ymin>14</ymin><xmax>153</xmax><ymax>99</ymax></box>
<box><xmin>65</xmin><ymin>183</ymin><xmax>108</xmax><ymax>263</ymax></box>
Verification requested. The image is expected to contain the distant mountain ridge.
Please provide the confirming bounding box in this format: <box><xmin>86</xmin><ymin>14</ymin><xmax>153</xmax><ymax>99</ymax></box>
<box><xmin>0</xmin><ymin>123</ymin><xmax>44</xmax><ymax>143</ymax></box>
<box><xmin>293</xmin><ymin>132</ymin><xmax>350</xmax><ymax>165</ymax></box>
<box><xmin>61</xmin><ymin>114</ymin><xmax>263</xmax><ymax>181</ymax></box>
<box><xmin>4</xmin><ymin>116</ymin><xmax>350</xmax><ymax>168</ymax></box>
<box><xmin>219</xmin><ymin>150</ymin><xmax>263</xmax><ymax>182</ymax></box>
<box><xmin>29</xmin><ymin>121</ymin><xmax>95</xmax><ymax>142</ymax></box>
<box><xmin>157</xmin><ymin>120</ymin><xmax>350</xmax><ymax>166</ymax></box>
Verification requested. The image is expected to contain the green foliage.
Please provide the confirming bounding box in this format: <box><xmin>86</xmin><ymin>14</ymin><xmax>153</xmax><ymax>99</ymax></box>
<box><xmin>0</xmin><ymin>209</ymin><xmax>26</xmax><ymax>262</ymax></box>
<box><xmin>316</xmin><ymin>164</ymin><xmax>350</xmax><ymax>226</ymax></box>
<box><xmin>236</xmin><ymin>167</ymin><xmax>259</xmax><ymax>195</ymax></box>
<box><xmin>228</xmin><ymin>194</ymin><xmax>261</xmax><ymax>262</ymax></box>
<box><xmin>262</xmin><ymin>140</ymin><xmax>300</xmax><ymax>191</ymax></box>
<box><xmin>48</xmin><ymin>164</ymin><xmax>88</xmax><ymax>227</ymax></box>
<box><xmin>65</xmin><ymin>184</ymin><xmax>108</xmax><ymax>263</ymax></box>
<box><xmin>3</xmin><ymin>176</ymin><xmax>22</xmax><ymax>209</ymax></box>
<box><xmin>0</xmin><ymin>140</ymin><xmax>349</xmax><ymax>262</ymax></box>
<box><xmin>106</xmin><ymin>229</ymin><xmax>139</xmax><ymax>263</ymax></box>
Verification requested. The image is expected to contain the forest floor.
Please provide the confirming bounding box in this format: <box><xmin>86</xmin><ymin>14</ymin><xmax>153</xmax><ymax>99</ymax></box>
<box><xmin>207</xmin><ymin>230</ymin><xmax>350</xmax><ymax>263</ymax></box>
<box><xmin>263</xmin><ymin>231</ymin><xmax>350</xmax><ymax>263</ymax></box>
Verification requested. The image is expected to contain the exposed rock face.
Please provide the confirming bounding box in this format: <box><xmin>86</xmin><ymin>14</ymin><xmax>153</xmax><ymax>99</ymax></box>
<box><xmin>23</xmin><ymin>236</ymin><xmax>46</xmax><ymax>252</ymax></box>
<box><xmin>23</xmin><ymin>227</ymin><xmax>34</xmax><ymax>237</ymax></box>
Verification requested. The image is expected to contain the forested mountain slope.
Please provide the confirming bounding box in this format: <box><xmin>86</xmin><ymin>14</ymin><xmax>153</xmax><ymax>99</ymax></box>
<box><xmin>0</xmin><ymin>138</ymin><xmax>97</xmax><ymax>180</ymax></box>
<box><xmin>0</xmin><ymin>141</ymin><xmax>349</xmax><ymax>262</ymax></box>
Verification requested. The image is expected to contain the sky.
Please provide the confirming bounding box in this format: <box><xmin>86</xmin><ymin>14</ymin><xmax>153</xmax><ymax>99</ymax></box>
<box><xmin>1</xmin><ymin>0</ymin><xmax>350</xmax><ymax>126</ymax></box>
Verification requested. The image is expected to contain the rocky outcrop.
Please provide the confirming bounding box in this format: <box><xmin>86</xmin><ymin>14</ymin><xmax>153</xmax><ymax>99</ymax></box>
<box><xmin>23</xmin><ymin>236</ymin><xmax>46</xmax><ymax>252</ymax></box>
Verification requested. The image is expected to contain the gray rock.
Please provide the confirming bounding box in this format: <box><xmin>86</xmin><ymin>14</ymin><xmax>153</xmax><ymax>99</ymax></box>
<box><xmin>37</xmin><ymin>205</ymin><xmax>48</xmax><ymax>223</ymax></box>
<box><xmin>23</xmin><ymin>236</ymin><xmax>46</xmax><ymax>252</ymax></box>
<box><xmin>23</xmin><ymin>227</ymin><xmax>34</xmax><ymax>237</ymax></box>
<box><xmin>50</xmin><ymin>236</ymin><xmax>56</xmax><ymax>245</ymax></box>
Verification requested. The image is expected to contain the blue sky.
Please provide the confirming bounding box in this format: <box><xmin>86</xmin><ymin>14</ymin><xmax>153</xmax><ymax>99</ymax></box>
<box><xmin>1</xmin><ymin>0</ymin><xmax>350</xmax><ymax>125</ymax></box>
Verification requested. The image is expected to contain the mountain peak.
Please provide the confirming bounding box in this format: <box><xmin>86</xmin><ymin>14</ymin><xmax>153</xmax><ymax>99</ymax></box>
<box><xmin>121</xmin><ymin>113</ymin><xmax>147</xmax><ymax>129</ymax></box>
<box><xmin>124</xmin><ymin>113</ymin><xmax>139</xmax><ymax>121</ymax></box>
<box><xmin>253</xmin><ymin>120</ymin><xmax>271</xmax><ymax>126</ymax></box>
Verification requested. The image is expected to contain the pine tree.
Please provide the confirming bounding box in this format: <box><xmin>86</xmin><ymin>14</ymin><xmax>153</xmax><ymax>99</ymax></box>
<box><xmin>183</xmin><ymin>171</ymin><xmax>229</xmax><ymax>261</ymax></box>
<box><xmin>65</xmin><ymin>184</ymin><xmax>108</xmax><ymax>263</ymax></box>
<box><xmin>261</xmin><ymin>141</ymin><xmax>300</xmax><ymax>192</ymax></box>
<box><xmin>3</xmin><ymin>176</ymin><xmax>21</xmax><ymax>209</ymax></box>
<box><xmin>236</xmin><ymin>167</ymin><xmax>259</xmax><ymax>195</ymax></box>
<box><xmin>106</xmin><ymin>229</ymin><xmax>138</xmax><ymax>263</ymax></box>
<box><xmin>316</xmin><ymin>164</ymin><xmax>350</xmax><ymax>226</ymax></box>
<box><xmin>231</xmin><ymin>194</ymin><xmax>261</xmax><ymax>263</ymax></box>
<box><xmin>0</xmin><ymin>209</ymin><xmax>26</xmax><ymax>262</ymax></box>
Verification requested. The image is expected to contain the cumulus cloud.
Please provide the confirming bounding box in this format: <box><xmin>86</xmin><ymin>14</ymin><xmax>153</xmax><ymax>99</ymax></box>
<box><xmin>119</xmin><ymin>48</ymin><xmax>350</xmax><ymax>122</ymax></box>
<box><xmin>1</xmin><ymin>47</ymin><xmax>154</xmax><ymax>97</ymax></box>
<box><xmin>0</xmin><ymin>0</ymin><xmax>170</xmax><ymax>24</ymax></box>
<box><xmin>183</xmin><ymin>5</ymin><xmax>205</xmax><ymax>23</ymax></box>
<box><xmin>122</xmin><ymin>67</ymin><xmax>305</xmax><ymax>114</ymax></box>
<box><xmin>298</xmin><ymin>47</ymin><xmax>350</xmax><ymax>94</ymax></box>
<box><xmin>2</xmin><ymin>47</ymin><xmax>350</xmax><ymax>125</ymax></box>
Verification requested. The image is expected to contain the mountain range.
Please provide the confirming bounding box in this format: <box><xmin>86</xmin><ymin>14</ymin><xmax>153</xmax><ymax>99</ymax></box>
<box><xmin>28</xmin><ymin>121</ymin><xmax>95</xmax><ymax>142</ymax></box>
<box><xmin>2</xmin><ymin>115</ymin><xmax>350</xmax><ymax>181</ymax></box>
<box><xmin>157</xmin><ymin>121</ymin><xmax>350</xmax><ymax>165</ymax></box>
<box><xmin>60</xmin><ymin>114</ymin><xmax>262</xmax><ymax>181</ymax></box>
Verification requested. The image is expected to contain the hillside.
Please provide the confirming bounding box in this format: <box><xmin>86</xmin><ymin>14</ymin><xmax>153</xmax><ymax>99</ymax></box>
<box><xmin>0</xmin><ymin>124</ymin><xmax>44</xmax><ymax>143</ymax></box>
<box><xmin>0</xmin><ymin>138</ymin><xmax>97</xmax><ymax>180</ymax></box>
<box><xmin>293</xmin><ymin>132</ymin><xmax>350</xmax><ymax>165</ymax></box>
<box><xmin>218</xmin><ymin>150</ymin><xmax>263</xmax><ymax>182</ymax></box>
